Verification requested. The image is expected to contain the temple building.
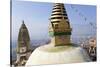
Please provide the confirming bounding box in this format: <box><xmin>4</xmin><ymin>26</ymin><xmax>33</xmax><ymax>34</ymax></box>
<box><xmin>81</xmin><ymin>37</ymin><xmax>97</xmax><ymax>61</ymax></box>
<box><xmin>15</xmin><ymin>21</ymin><xmax>31</xmax><ymax>66</ymax></box>
<box><xmin>25</xmin><ymin>3</ymin><xmax>91</xmax><ymax>66</ymax></box>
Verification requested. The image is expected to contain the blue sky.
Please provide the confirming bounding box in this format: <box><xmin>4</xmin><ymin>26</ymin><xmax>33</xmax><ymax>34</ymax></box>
<box><xmin>12</xmin><ymin>0</ymin><xmax>96</xmax><ymax>41</ymax></box>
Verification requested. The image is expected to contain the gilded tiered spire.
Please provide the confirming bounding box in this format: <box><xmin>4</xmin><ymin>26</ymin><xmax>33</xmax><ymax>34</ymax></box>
<box><xmin>50</xmin><ymin>3</ymin><xmax>69</xmax><ymax>22</ymax></box>
<box><xmin>49</xmin><ymin>3</ymin><xmax>72</xmax><ymax>46</ymax></box>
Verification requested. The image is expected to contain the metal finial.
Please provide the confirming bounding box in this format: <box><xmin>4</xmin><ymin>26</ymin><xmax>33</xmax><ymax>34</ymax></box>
<box><xmin>22</xmin><ymin>20</ymin><xmax>24</xmax><ymax>24</ymax></box>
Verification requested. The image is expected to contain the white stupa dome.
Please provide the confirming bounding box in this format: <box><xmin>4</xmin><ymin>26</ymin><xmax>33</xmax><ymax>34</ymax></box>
<box><xmin>25</xmin><ymin>44</ymin><xmax>91</xmax><ymax>66</ymax></box>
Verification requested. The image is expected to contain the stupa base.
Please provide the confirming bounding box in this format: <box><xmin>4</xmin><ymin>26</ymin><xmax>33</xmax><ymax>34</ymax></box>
<box><xmin>25</xmin><ymin>44</ymin><xmax>91</xmax><ymax>66</ymax></box>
